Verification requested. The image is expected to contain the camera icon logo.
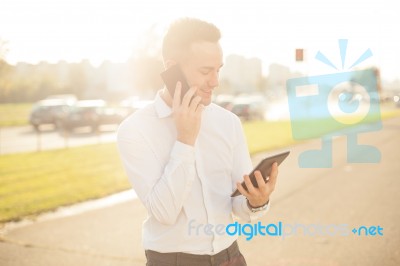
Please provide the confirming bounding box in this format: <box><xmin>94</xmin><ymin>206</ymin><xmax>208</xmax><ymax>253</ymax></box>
<box><xmin>286</xmin><ymin>40</ymin><xmax>382</xmax><ymax>168</ymax></box>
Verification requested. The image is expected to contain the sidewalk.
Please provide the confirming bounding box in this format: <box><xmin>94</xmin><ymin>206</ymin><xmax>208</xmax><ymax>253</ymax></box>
<box><xmin>1</xmin><ymin>117</ymin><xmax>400</xmax><ymax>266</ymax></box>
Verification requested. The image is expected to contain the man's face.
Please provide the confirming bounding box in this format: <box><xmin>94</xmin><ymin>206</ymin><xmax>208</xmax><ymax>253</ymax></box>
<box><xmin>180</xmin><ymin>41</ymin><xmax>223</xmax><ymax>106</ymax></box>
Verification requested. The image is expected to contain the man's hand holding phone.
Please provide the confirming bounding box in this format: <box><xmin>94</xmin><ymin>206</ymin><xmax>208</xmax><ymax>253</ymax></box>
<box><xmin>160</xmin><ymin>64</ymin><xmax>204</xmax><ymax>146</ymax></box>
<box><xmin>172</xmin><ymin>82</ymin><xmax>204</xmax><ymax>146</ymax></box>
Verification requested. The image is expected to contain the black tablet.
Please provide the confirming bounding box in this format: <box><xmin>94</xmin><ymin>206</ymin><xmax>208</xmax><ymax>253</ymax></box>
<box><xmin>231</xmin><ymin>151</ymin><xmax>290</xmax><ymax>197</ymax></box>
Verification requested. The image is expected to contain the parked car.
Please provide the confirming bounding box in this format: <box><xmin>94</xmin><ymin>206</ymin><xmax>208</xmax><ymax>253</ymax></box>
<box><xmin>230</xmin><ymin>96</ymin><xmax>268</xmax><ymax>121</ymax></box>
<box><xmin>57</xmin><ymin>100</ymin><xmax>125</xmax><ymax>132</ymax></box>
<box><xmin>394</xmin><ymin>94</ymin><xmax>400</xmax><ymax>108</ymax></box>
<box><xmin>120</xmin><ymin>96</ymin><xmax>153</xmax><ymax>116</ymax></box>
<box><xmin>214</xmin><ymin>94</ymin><xmax>235</xmax><ymax>110</ymax></box>
<box><xmin>45</xmin><ymin>94</ymin><xmax>77</xmax><ymax>104</ymax></box>
<box><xmin>29</xmin><ymin>99</ymin><xmax>72</xmax><ymax>131</ymax></box>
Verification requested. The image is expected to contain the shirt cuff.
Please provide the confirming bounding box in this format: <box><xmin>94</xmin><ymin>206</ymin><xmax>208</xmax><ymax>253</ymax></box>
<box><xmin>242</xmin><ymin>198</ymin><xmax>270</xmax><ymax>221</ymax></box>
<box><xmin>171</xmin><ymin>141</ymin><xmax>195</xmax><ymax>163</ymax></box>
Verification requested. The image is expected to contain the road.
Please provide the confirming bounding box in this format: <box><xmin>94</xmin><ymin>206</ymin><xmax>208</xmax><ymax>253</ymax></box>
<box><xmin>0</xmin><ymin>117</ymin><xmax>399</xmax><ymax>266</ymax></box>
<box><xmin>2</xmin><ymin>100</ymin><xmax>390</xmax><ymax>155</ymax></box>
<box><xmin>0</xmin><ymin>125</ymin><xmax>118</xmax><ymax>155</ymax></box>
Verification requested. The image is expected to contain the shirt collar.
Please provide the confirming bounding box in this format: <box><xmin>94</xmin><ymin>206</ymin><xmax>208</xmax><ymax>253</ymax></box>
<box><xmin>154</xmin><ymin>90</ymin><xmax>173</xmax><ymax>118</ymax></box>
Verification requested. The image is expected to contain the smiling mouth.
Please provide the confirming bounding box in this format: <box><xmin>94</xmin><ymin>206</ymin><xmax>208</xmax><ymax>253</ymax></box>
<box><xmin>200</xmin><ymin>89</ymin><xmax>212</xmax><ymax>95</ymax></box>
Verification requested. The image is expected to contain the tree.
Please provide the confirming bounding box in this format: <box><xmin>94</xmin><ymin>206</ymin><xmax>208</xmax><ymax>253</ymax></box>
<box><xmin>0</xmin><ymin>39</ymin><xmax>11</xmax><ymax>103</ymax></box>
<box><xmin>130</xmin><ymin>23</ymin><xmax>164</xmax><ymax>98</ymax></box>
<box><xmin>0</xmin><ymin>38</ymin><xmax>8</xmax><ymax>61</ymax></box>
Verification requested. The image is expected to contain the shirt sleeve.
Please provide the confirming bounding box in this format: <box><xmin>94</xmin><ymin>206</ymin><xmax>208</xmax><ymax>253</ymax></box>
<box><xmin>117</xmin><ymin>120</ymin><xmax>196</xmax><ymax>226</ymax></box>
<box><xmin>230</xmin><ymin>116</ymin><xmax>270</xmax><ymax>222</ymax></box>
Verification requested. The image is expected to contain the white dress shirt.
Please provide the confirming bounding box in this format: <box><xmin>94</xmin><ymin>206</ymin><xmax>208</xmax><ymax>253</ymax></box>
<box><xmin>117</xmin><ymin>92</ymin><xmax>269</xmax><ymax>255</ymax></box>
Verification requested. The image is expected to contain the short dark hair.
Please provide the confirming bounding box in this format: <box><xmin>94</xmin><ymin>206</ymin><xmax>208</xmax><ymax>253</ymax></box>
<box><xmin>162</xmin><ymin>18</ymin><xmax>221</xmax><ymax>61</ymax></box>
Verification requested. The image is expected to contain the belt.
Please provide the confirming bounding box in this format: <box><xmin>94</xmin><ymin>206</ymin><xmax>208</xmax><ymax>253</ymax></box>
<box><xmin>145</xmin><ymin>240</ymin><xmax>242</xmax><ymax>266</ymax></box>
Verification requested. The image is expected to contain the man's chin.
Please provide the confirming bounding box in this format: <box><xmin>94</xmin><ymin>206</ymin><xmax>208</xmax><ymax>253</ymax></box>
<box><xmin>201</xmin><ymin>98</ymin><xmax>212</xmax><ymax>106</ymax></box>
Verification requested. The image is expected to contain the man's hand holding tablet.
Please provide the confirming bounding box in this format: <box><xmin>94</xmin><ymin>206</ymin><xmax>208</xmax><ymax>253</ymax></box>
<box><xmin>231</xmin><ymin>151</ymin><xmax>290</xmax><ymax>202</ymax></box>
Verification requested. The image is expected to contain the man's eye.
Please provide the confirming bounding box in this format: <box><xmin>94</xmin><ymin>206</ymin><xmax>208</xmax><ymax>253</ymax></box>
<box><xmin>200</xmin><ymin>71</ymin><xmax>210</xmax><ymax>75</ymax></box>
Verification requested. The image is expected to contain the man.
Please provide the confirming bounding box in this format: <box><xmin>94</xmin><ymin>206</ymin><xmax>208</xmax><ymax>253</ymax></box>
<box><xmin>117</xmin><ymin>17</ymin><xmax>278</xmax><ymax>266</ymax></box>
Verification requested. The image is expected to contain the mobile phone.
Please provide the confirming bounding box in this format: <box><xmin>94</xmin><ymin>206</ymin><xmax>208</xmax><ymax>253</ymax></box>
<box><xmin>160</xmin><ymin>64</ymin><xmax>190</xmax><ymax>102</ymax></box>
<box><xmin>231</xmin><ymin>151</ymin><xmax>290</xmax><ymax>197</ymax></box>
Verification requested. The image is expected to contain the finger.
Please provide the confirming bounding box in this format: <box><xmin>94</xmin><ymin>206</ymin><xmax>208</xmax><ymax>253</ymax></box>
<box><xmin>267</xmin><ymin>162</ymin><xmax>279</xmax><ymax>188</ymax></box>
<box><xmin>181</xmin><ymin>86</ymin><xmax>197</xmax><ymax>107</ymax></box>
<box><xmin>236</xmin><ymin>182</ymin><xmax>250</xmax><ymax>198</ymax></box>
<box><xmin>254</xmin><ymin>170</ymin><xmax>267</xmax><ymax>193</ymax></box>
<box><xmin>196</xmin><ymin>104</ymin><xmax>205</xmax><ymax>118</ymax></box>
<box><xmin>243</xmin><ymin>175</ymin><xmax>256</xmax><ymax>195</ymax></box>
<box><xmin>189</xmin><ymin>96</ymin><xmax>202</xmax><ymax>113</ymax></box>
<box><xmin>172</xmin><ymin>82</ymin><xmax>182</xmax><ymax>110</ymax></box>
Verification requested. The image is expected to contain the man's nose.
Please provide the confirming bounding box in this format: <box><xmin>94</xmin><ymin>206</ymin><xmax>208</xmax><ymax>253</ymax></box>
<box><xmin>208</xmin><ymin>72</ymin><xmax>219</xmax><ymax>87</ymax></box>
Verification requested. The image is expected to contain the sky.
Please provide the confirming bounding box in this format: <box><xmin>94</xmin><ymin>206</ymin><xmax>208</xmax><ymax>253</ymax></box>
<box><xmin>0</xmin><ymin>0</ymin><xmax>399</xmax><ymax>82</ymax></box>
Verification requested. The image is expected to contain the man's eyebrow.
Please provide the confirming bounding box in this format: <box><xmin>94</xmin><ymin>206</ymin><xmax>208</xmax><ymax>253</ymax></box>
<box><xmin>199</xmin><ymin>64</ymin><xmax>224</xmax><ymax>70</ymax></box>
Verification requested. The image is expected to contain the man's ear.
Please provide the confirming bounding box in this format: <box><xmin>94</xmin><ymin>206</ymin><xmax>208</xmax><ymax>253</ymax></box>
<box><xmin>164</xmin><ymin>59</ymin><xmax>177</xmax><ymax>69</ymax></box>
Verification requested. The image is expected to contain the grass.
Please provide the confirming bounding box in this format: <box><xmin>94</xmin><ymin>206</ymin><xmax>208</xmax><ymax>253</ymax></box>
<box><xmin>243</xmin><ymin>121</ymin><xmax>295</xmax><ymax>155</ymax></box>
<box><xmin>0</xmin><ymin>120</ymin><xmax>298</xmax><ymax>224</ymax></box>
<box><xmin>0</xmin><ymin>144</ymin><xmax>130</xmax><ymax>223</ymax></box>
<box><xmin>0</xmin><ymin>105</ymin><xmax>399</xmax><ymax>224</ymax></box>
<box><xmin>243</xmin><ymin>105</ymin><xmax>400</xmax><ymax>155</ymax></box>
<box><xmin>0</xmin><ymin>103</ymin><xmax>32</xmax><ymax>127</ymax></box>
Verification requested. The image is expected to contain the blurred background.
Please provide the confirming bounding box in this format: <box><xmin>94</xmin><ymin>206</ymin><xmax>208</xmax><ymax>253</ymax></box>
<box><xmin>1</xmin><ymin>0</ymin><xmax>399</xmax><ymax>150</ymax></box>
<box><xmin>1</xmin><ymin>1</ymin><xmax>400</xmax><ymax>265</ymax></box>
